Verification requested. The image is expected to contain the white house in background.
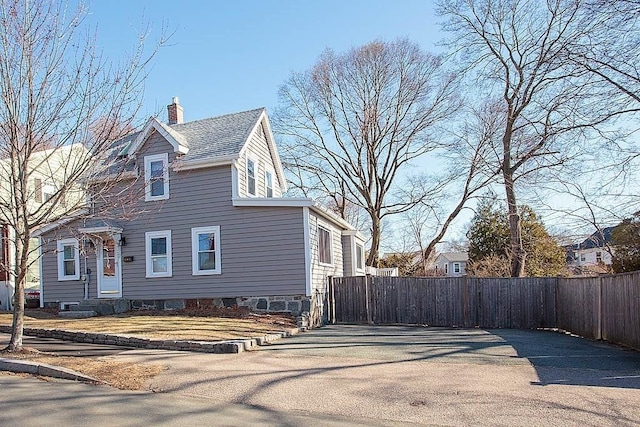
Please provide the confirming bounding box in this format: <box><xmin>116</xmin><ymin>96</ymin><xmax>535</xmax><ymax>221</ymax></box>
<box><xmin>434</xmin><ymin>252</ymin><xmax>468</xmax><ymax>277</ymax></box>
<box><xmin>566</xmin><ymin>227</ymin><xmax>614</xmax><ymax>274</ymax></box>
<box><xmin>0</xmin><ymin>144</ymin><xmax>86</xmax><ymax>310</ymax></box>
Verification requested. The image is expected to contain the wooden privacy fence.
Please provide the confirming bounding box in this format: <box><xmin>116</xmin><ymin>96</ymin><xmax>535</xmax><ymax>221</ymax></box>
<box><xmin>328</xmin><ymin>272</ymin><xmax>640</xmax><ymax>351</ymax></box>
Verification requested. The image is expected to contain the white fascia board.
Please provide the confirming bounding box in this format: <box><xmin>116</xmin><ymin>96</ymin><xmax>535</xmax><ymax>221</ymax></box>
<box><xmin>342</xmin><ymin>229</ymin><xmax>367</xmax><ymax>242</ymax></box>
<box><xmin>128</xmin><ymin>117</ymin><xmax>189</xmax><ymax>155</ymax></box>
<box><xmin>232</xmin><ymin>197</ymin><xmax>314</xmax><ymax>207</ymax></box>
<box><xmin>31</xmin><ymin>210</ymin><xmax>89</xmax><ymax>237</ymax></box>
<box><xmin>155</xmin><ymin>120</ymin><xmax>189</xmax><ymax>154</ymax></box>
<box><xmin>309</xmin><ymin>203</ymin><xmax>356</xmax><ymax>231</ymax></box>
<box><xmin>175</xmin><ymin>155</ymin><xmax>237</xmax><ymax>171</ymax></box>
<box><xmin>77</xmin><ymin>226</ymin><xmax>123</xmax><ymax>234</ymax></box>
<box><xmin>259</xmin><ymin>111</ymin><xmax>288</xmax><ymax>193</ymax></box>
<box><xmin>87</xmin><ymin>170</ymin><xmax>138</xmax><ymax>184</ymax></box>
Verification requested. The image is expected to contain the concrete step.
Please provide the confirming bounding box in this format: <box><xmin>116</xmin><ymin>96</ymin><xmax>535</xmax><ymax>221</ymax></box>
<box><xmin>58</xmin><ymin>310</ymin><xmax>97</xmax><ymax>319</ymax></box>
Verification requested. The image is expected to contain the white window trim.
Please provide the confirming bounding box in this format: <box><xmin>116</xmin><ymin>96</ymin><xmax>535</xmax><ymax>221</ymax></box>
<box><xmin>264</xmin><ymin>168</ymin><xmax>274</xmax><ymax>198</ymax></box>
<box><xmin>317</xmin><ymin>225</ymin><xmax>333</xmax><ymax>267</ymax></box>
<box><xmin>145</xmin><ymin>230</ymin><xmax>172</xmax><ymax>278</ymax></box>
<box><xmin>355</xmin><ymin>243</ymin><xmax>365</xmax><ymax>272</ymax></box>
<box><xmin>246</xmin><ymin>155</ymin><xmax>258</xmax><ymax>197</ymax></box>
<box><xmin>144</xmin><ymin>153</ymin><xmax>169</xmax><ymax>201</ymax></box>
<box><xmin>453</xmin><ymin>262</ymin><xmax>461</xmax><ymax>273</ymax></box>
<box><xmin>43</xmin><ymin>181</ymin><xmax>56</xmax><ymax>202</ymax></box>
<box><xmin>57</xmin><ymin>238</ymin><xmax>80</xmax><ymax>281</ymax></box>
<box><xmin>191</xmin><ymin>226</ymin><xmax>222</xmax><ymax>275</ymax></box>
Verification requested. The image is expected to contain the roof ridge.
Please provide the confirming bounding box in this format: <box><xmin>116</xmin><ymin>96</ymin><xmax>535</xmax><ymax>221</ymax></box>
<box><xmin>170</xmin><ymin>107</ymin><xmax>265</xmax><ymax>128</ymax></box>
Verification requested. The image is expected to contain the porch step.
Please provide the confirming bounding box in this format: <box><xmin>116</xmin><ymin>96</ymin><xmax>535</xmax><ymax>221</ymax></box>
<box><xmin>58</xmin><ymin>310</ymin><xmax>98</xmax><ymax>319</ymax></box>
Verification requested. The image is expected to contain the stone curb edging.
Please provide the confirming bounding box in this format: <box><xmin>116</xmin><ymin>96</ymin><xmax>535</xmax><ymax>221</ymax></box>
<box><xmin>0</xmin><ymin>325</ymin><xmax>305</xmax><ymax>354</ymax></box>
<box><xmin>0</xmin><ymin>357</ymin><xmax>100</xmax><ymax>383</ymax></box>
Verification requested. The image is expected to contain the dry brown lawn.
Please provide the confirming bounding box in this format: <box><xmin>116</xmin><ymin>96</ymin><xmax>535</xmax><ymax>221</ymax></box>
<box><xmin>0</xmin><ymin>311</ymin><xmax>297</xmax><ymax>341</ymax></box>
<box><xmin>1</xmin><ymin>309</ymin><xmax>297</xmax><ymax>390</ymax></box>
<box><xmin>1</xmin><ymin>349</ymin><xmax>165</xmax><ymax>390</ymax></box>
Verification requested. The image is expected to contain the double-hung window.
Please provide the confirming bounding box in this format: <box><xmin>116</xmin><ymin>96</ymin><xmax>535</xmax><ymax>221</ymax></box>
<box><xmin>191</xmin><ymin>226</ymin><xmax>221</xmax><ymax>275</ymax></box>
<box><xmin>318</xmin><ymin>226</ymin><xmax>332</xmax><ymax>265</ymax></box>
<box><xmin>57</xmin><ymin>238</ymin><xmax>79</xmax><ymax>281</ymax></box>
<box><xmin>145</xmin><ymin>230</ymin><xmax>172</xmax><ymax>277</ymax></box>
<box><xmin>356</xmin><ymin>243</ymin><xmax>364</xmax><ymax>271</ymax></box>
<box><xmin>453</xmin><ymin>262</ymin><xmax>461</xmax><ymax>274</ymax></box>
<box><xmin>246</xmin><ymin>157</ymin><xmax>257</xmax><ymax>196</ymax></box>
<box><xmin>144</xmin><ymin>153</ymin><xmax>169</xmax><ymax>201</ymax></box>
<box><xmin>265</xmin><ymin>170</ymin><xmax>274</xmax><ymax>198</ymax></box>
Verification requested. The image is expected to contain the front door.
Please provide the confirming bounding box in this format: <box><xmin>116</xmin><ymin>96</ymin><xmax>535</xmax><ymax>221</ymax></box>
<box><xmin>97</xmin><ymin>236</ymin><xmax>122</xmax><ymax>298</ymax></box>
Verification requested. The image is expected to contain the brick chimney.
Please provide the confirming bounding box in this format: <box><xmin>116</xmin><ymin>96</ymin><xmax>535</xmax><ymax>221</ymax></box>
<box><xmin>167</xmin><ymin>96</ymin><xmax>184</xmax><ymax>125</ymax></box>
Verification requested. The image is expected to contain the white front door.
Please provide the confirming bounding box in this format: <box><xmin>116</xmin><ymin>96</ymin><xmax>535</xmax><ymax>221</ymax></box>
<box><xmin>97</xmin><ymin>236</ymin><xmax>122</xmax><ymax>298</ymax></box>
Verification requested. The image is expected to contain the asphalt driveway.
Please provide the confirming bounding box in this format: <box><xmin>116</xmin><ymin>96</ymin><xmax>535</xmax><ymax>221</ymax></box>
<box><xmin>112</xmin><ymin>325</ymin><xmax>640</xmax><ymax>426</ymax></box>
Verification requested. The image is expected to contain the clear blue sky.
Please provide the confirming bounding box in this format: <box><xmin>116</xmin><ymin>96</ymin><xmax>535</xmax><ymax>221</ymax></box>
<box><xmin>86</xmin><ymin>0</ymin><xmax>443</xmax><ymax>121</ymax></box>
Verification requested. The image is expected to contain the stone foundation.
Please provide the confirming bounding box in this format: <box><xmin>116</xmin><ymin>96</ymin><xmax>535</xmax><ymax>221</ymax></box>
<box><xmin>236</xmin><ymin>295</ymin><xmax>310</xmax><ymax>315</ymax></box>
<box><xmin>46</xmin><ymin>292</ymin><xmax>327</xmax><ymax>328</ymax></box>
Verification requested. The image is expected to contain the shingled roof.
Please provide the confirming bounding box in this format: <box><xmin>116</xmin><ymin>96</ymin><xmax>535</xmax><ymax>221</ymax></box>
<box><xmin>97</xmin><ymin>107</ymin><xmax>269</xmax><ymax>175</ymax></box>
<box><xmin>171</xmin><ymin>108</ymin><xmax>264</xmax><ymax>162</ymax></box>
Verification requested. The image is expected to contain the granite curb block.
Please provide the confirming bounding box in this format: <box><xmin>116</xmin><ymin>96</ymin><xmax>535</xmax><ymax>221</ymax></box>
<box><xmin>0</xmin><ymin>325</ymin><xmax>305</xmax><ymax>354</ymax></box>
<box><xmin>0</xmin><ymin>357</ymin><xmax>100</xmax><ymax>383</ymax></box>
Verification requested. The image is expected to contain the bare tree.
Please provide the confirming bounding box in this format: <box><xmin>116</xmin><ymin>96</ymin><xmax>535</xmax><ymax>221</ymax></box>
<box><xmin>438</xmin><ymin>0</ymin><xmax>640</xmax><ymax>276</ymax></box>
<box><xmin>274</xmin><ymin>39</ymin><xmax>460</xmax><ymax>266</ymax></box>
<box><xmin>0</xmin><ymin>0</ymin><xmax>164</xmax><ymax>351</ymax></box>
<box><xmin>392</xmin><ymin>99</ymin><xmax>502</xmax><ymax>274</ymax></box>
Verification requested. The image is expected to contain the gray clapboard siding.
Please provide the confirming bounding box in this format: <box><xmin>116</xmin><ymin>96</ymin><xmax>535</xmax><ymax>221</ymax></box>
<box><xmin>341</xmin><ymin>235</ymin><xmax>354</xmax><ymax>277</ymax></box>
<box><xmin>40</xmin><ymin>234</ymin><xmax>96</xmax><ymax>302</ymax></box>
<box><xmin>237</xmin><ymin>122</ymin><xmax>282</xmax><ymax>198</ymax></box>
<box><xmin>309</xmin><ymin>213</ymin><xmax>343</xmax><ymax>295</ymax></box>
<box><xmin>41</xmin><ymin>129</ymin><xmax>307</xmax><ymax>302</ymax></box>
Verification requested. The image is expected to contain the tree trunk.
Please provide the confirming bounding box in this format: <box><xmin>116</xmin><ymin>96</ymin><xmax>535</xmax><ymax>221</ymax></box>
<box><xmin>504</xmin><ymin>171</ymin><xmax>526</xmax><ymax>277</ymax></box>
<box><xmin>7</xmin><ymin>237</ymin><xmax>25</xmax><ymax>351</ymax></box>
<box><xmin>367</xmin><ymin>214</ymin><xmax>381</xmax><ymax>268</ymax></box>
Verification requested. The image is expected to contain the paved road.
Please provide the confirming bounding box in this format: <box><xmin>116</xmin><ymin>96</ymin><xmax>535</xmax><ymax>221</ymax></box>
<box><xmin>114</xmin><ymin>325</ymin><xmax>640</xmax><ymax>426</ymax></box>
<box><xmin>0</xmin><ymin>374</ymin><xmax>402</xmax><ymax>426</ymax></box>
<box><xmin>2</xmin><ymin>325</ymin><xmax>640</xmax><ymax>426</ymax></box>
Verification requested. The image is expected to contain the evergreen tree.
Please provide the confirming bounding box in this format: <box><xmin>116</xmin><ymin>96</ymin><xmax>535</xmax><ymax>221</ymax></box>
<box><xmin>611</xmin><ymin>213</ymin><xmax>640</xmax><ymax>273</ymax></box>
<box><xmin>467</xmin><ymin>199</ymin><xmax>566</xmax><ymax>277</ymax></box>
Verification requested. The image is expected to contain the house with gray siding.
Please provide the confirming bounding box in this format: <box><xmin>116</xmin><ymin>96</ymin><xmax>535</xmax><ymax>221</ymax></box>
<box><xmin>434</xmin><ymin>252</ymin><xmax>468</xmax><ymax>277</ymax></box>
<box><xmin>36</xmin><ymin>98</ymin><xmax>366</xmax><ymax>325</ymax></box>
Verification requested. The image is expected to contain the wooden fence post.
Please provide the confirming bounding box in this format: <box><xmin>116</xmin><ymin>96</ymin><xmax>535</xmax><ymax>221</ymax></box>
<box><xmin>597</xmin><ymin>275</ymin><xmax>603</xmax><ymax>340</ymax></box>
<box><xmin>328</xmin><ymin>276</ymin><xmax>336</xmax><ymax>324</ymax></box>
<box><xmin>365</xmin><ymin>275</ymin><xmax>373</xmax><ymax>325</ymax></box>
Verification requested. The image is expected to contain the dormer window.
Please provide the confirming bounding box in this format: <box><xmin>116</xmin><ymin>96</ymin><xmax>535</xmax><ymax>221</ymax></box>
<box><xmin>144</xmin><ymin>153</ymin><xmax>169</xmax><ymax>201</ymax></box>
<box><xmin>246</xmin><ymin>157</ymin><xmax>257</xmax><ymax>196</ymax></box>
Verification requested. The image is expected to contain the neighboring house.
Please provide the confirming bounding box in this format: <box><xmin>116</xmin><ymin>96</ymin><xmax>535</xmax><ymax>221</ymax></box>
<box><xmin>433</xmin><ymin>252</ymin><xmax>468</xmax><ymax>277</ymax></box>
<box><xmin>0</xmin><ymin>144</ymin><xmax>86</xmax><ymax>310</ymax></box>
<box><xmin>36</xmin><ymin>99</ymin><xmax>365</xmax><ymax>325</ymax></box>
<box><xmin>566</xmin><ymin>227</ymin><xmax>614</xmax><ymax>274</ymax></box>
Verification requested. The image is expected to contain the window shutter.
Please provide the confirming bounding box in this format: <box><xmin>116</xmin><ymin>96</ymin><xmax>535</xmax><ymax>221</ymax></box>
<box><xmin>35</xmin><ymin>178</ymin><xmax>42</xmax><ymax>202</ymax></box>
